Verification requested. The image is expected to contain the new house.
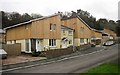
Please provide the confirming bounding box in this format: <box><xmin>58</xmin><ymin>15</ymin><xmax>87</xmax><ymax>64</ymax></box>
<box><xmin>61</xmin><ymin>25</ymin><xmax>74</xmax><ymax>48</ymax></box>
<box><xmin>4</xmin><ymin>14</ymin><xmax>74</xmax><ymax>53</ymax></box>
<box><xmin>102</xmin><ymin>28</ymin><xmax>117</xmax><ymax>43</ymax></box>
<box><xmin>62</xmin><ymin>16</ymin><xmax>102</xmax><ymax>47</ymax></box>
<box><xmin>91</xmin><ymin>29</ymin><xmax>102</xmax><ymax>45</ymax></box>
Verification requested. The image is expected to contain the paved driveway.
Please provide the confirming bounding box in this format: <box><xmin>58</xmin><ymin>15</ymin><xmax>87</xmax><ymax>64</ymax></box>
<box><xmin>2</xmin><ymin>55</ymin><xmax>46</xmax><ymax>65</ymax></box>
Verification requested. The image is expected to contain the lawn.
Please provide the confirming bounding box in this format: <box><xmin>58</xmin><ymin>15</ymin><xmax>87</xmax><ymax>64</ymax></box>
<box><xmin>86</xmin><ymin>63</ymin><xmax>120</xmax><ymax>73</ymax></box>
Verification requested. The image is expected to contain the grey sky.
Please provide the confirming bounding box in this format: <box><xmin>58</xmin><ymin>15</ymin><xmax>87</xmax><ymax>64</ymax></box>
<box><xmin>0</xmin><ymin>0</ymin><xmax>119</xmax><ymax>21</ymax></box>
<box><xmin>118</xmin><ymin>1</ymin><xmax>120</xmax><ymax>20</ymax></box>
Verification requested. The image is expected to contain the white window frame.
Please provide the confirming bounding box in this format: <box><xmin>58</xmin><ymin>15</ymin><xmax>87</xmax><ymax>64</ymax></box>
<box><xmin>69</xmin><ymin>30</ymin><xmax>72</xmax><ymax>35</ymax></box>
<box><xmin>80</xmin><ymin>38</ymin><xmax>84</xmax><ymax>45</ymax></box>
<box><xmin>49</xmin><ymin>39</ymin><xmax>56</xmax><ymax>47</ymax></box>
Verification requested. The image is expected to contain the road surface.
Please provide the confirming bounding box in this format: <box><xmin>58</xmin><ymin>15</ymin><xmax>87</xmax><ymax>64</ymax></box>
<box><xmin>3</xmin><ymin>44</ymin><xmax>119</xmax><ymax>73</ymax></box>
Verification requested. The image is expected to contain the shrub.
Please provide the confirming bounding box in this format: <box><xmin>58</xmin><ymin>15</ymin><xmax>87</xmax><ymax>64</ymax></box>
<box><xmin>32</xmin><ymin>52</ymin><xmax>41</xmax><ymax>57</ymax></box>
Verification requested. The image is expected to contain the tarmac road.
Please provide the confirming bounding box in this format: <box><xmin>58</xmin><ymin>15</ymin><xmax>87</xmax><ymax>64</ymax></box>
<box><xmin>3</xmin><ymin>44</ymin><xmax>119</xmax><ymax>73</ymax></box>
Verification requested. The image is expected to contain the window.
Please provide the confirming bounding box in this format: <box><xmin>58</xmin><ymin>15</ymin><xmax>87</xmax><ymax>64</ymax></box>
<box><xmin>63</xmin><ymin>30</ymin><xmax>65</xmax><ymax>33</ymax></box>
<box><xmin>69</xmin><ymin>40</ymin><xmax>72</xmax><ymax>44</ymax></box>
<box><xmin>50</xmin><ymin>23</ymin><xmax>52</xmax><ymax>31</ymax></box>
<box><xmin>54</xmin><ymin>24</ymin><xmax>56</xmax><ymax>30</ymax></box>
<box><xmin>80</xmin><ymin>27</ymin><xmax>84</xmax><ymax>32</ymax></box>
<box><xmin>10</xmin><ymin>40</ymin><xmax>12</xmax><ymax>44</ymax></box>
<box><xmin>86</xmin><ymin>39</ymin><xmax>88</xmax><ymax>43</ymax></box>
<box><xmin>80</xmin><ymin>38</ymin><xmax>84</xmax><ymax>44</ymax></box>
<box><xmin>69</xmin><ymin>31</ymin><xmax>72</xmax><ymax>35</ymax></box>
<box><xmin>38</xmin><ymin>41</ymin><xmax>39</xmax><ymax>44</ymax></box>
<box><xmin>14</xmin><ymin>40</ymin><xmax>16</xmax><ymax>44</ymax></box>
<box><xmin>49</xmin><ymin>39</ymin><xmax>56</xmax><ymax>46</ymax></box>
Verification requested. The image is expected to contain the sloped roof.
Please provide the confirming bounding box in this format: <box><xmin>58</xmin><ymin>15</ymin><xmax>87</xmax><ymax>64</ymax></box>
<box><xmin>62</xmin><ymin>15</ymin><xmax>102</xmax><ymax>33</ymax></box>
<box><xmin>4</xmin><ymin>13</ymin><xmax>61</xmax><ymax>30</ymax></box>
<box><xmin>61</xmin><ymin>25</ymin><xmax>74</xmax><ymax>30</ymax></box>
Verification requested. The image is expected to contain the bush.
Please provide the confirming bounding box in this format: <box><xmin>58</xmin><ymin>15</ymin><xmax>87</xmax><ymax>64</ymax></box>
<box><xmin>32</xmin><ymin>52</ymin><xmax>41</xmax><ymax>57</ymax></box>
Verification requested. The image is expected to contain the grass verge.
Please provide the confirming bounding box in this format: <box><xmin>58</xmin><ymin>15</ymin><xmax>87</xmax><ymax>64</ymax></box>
<box><xmin>86</xmin><ymin>63</ymin><xmax>119</xmax><ymax>73</ymax></box>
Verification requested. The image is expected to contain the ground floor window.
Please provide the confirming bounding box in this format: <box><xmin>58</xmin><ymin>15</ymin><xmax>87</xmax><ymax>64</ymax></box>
<box><xmin>26</xmin><ymin>39</ymin><xmax>30</xmax><ymax>52</ymax></box>
<box><xmin>87</xmin><ymin>38</ymin><xmax>90</xmax><ymax>43</ymax></box>
<box><xmin>69</xmin><ymin>40</ymin><xmax>72</xmax><ymax>44</ymax></box>
<box><xmin>80</xmin><ymin>38</ymin><xmax>84</xmax><ymax>44</ymax></box>
<box><xmin>14</xmin><ymin>40</ymin><xmax>16</xmax><ymax>44</ymax></box>
<box><xmin>49</xmin><ymin>39</ymin><xmax>56</xmax><ymax>46</ymax></box>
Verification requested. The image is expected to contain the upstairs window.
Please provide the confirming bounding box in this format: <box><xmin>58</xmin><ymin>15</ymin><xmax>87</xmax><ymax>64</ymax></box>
<box><xmin>80</xmin><ymin>27</ymin><xmax>84</xmax><ymax>32</ymax></box>
<box><xmin>54</xmin><ymin>24</ymin><xmax>56</xmax><ymax>31</ymax></box>
<box><xmin>69</xmin><ymin>31</ymin><xmax>72</xmax><ymax>35</ymax></box>
<box><xmin>63</xmin><ymin>30</ymin><xmax>65</xmax><ymax>33</ymax></box>
<box><xmin>50</xmin><ymin>23</ymin><xmax>52</xmax><ymax>31</ymax></box>
<box><xmin>63</xmin><ymin>30</ymin><xmax>65</xmax><ymax>35</ymax></box>
<box><xmin>69</xmin><ymin>40</ymin><xmax>72</xmax><ymax>44</ymax></box>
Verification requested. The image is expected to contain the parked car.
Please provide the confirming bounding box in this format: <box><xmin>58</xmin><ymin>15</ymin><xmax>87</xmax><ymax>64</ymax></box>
<box><xmin>103</xmin><ymin>41</ymin><xmax>114</xmax><ymax>46</ymax></box>
<box><xmin>0</xmin><ymin>49</ymin><xmax>7</xmax><ymax>59</ymax></box>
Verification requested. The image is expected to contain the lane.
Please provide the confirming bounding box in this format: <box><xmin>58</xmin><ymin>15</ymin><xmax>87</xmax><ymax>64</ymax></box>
<box><xmin>4</xmin><ymin>44</ymin><xmax>118</xmax><ymax>73</ymax></box>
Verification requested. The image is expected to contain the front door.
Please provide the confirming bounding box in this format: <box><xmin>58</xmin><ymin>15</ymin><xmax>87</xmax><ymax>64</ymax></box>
<box><xmin>36</xmin><ymin>39</ymin><xmax>43</xmax><ymax>52</ymax></box>
<box><xmin>62</xmin><ymin>40</ymin><xmax>67</xmax><ymax>48</ymax></box>
<box><xmin>31</xmin><ymin>39</ymin><xmax>36</xmax><ymax>52</ymax></box>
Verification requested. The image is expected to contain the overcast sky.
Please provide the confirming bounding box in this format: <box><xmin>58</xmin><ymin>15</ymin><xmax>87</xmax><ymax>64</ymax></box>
<box><xmin>0</xmin><ymin>0</ymin><xmax>119</xmax><ymax>21</ymax></box>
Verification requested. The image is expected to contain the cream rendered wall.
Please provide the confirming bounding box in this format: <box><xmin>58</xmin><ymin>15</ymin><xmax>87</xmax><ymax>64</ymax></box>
<box><xmin>42</xmin><ymin>39</ymin><xmax>61</xmax><ymax>50</ymax></box>
<box><xmin>7</xmin><ymin>41</ymin><xmax>14</xmax><ymax>44</ymax></box>
<box><xmin>84</xmin><ymin>39</ymin><xmax>87</xmax><ymax>44</ymax></box>
<box><xmin>16</xmin><ymin>39</ymin><xmax>26</xmax><ymax>52</ymax></box>
<box><xmin>7</xmin><ymin>39</ymin><xmax>27</xmax><ymax>52</ymax></box>
<box><xmin>61</xmin><ymin>29</ymin><xmax>74</xmax><ymax>48</ymax></box>
<box><xmin>88</xmin><ymin>38</ymin><xmax>91</xmax><ymax>43</ymax></box>
<box><xmin>56</xmin><ymin>40</ymin><xmax>61</xmax><ymax>49</ymax></box>
<box><xmin>74</xmin><ymin>39</ymin><xmax>80</xmax><ymax>46</ymax></box>
<box><xmin>43</xmin><ymin>39</ymin><xmax>49</xmax><ymax>49</ymax></box>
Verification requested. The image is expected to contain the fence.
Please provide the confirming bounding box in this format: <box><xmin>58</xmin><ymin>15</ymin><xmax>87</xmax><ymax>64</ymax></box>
<box><xmin>76</xmin><ymin>44</ymin><xmax>92</xmax><ymax>51</ymax></box>
<box><xmin>44</xmin><ymin>44</ymin><xmax>91</xmax><ymax>59</ymax></box>
<box><xmin>45</xmin><ymin>46</ymin><xmax>74</xmax><ymax>59</ymax></box>
<box><xmin>2</xmin><ymin>43</ymin><xmax>21</xmax><ymax>56</ymax></box>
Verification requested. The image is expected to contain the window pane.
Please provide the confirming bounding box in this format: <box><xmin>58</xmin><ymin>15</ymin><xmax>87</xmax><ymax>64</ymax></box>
<box><xmin>50</xmin><ymin>23</ymin><xmax>52</xmax><ymax>31</ymax></box>
<box><xmin>54</xmin><ymin>39</ymin><xmax>56</xmax><ymax>46</ymax></box>
<box><xmin>49</xmin><ymin>39</ymin><xmax>51</xmax><ymax>46</ymax></box>
<box><xmin>69</xmin><ymin>31</ymin><xmax>72</xmax><ymax>35</ymax></box>
<box><xmin>54</xmin><ymin>24</ymin><xmax>56</xmax><ymax>30</ymax></box>
<box><xmin>80</xmin><ymin>38</ymin><xmax>84</xmax><ymax>44</ymax></box>
<box><xmin>69</xmin><ymin>40</ymin><xmax>72</xmax><ymax>44</ymax></box>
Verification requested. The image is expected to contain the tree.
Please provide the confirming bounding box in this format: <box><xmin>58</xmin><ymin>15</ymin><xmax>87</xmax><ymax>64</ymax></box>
<box><xmin>8</xmin><ymin>12</ymin><xmax>22</xmax><ymax>26</ymax></box>
<box><xmin>21</xmin><ymin>13</ymin><xmax>32</xmax><ymax>22</ymax></box>
<box><xmin>1</xmin><ymin>11</ymin><xmax>10</xmax><ymax>28</ymax></box>
<box><xmin>31</xmin><ymin>13</ymin><xmax>43</xmax><ymax>19</ymax></box>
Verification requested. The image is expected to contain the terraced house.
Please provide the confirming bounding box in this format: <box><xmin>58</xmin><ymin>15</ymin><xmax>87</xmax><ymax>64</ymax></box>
<box><xmin>5</xmin><ymin>14</ymin><xmax>74</xmax><ymax>53</ymax></box>
<box><xmin>61</xmin><ymin>25</ymin><xmax>74</xmax><ymax>48</ymax></box>
<box><xmin>102</xmin><ymin>28</ymin><xmax>117</xmax><ymax>43</ymax></box>
<box><xmin>62</xmin><ymin>16</ymin><xmax>102</xmax><ymax>47</ymax></box>
<box><xmin>91</xmin><ymin>29</ymin><xmax>102</xmax><ymax>45</ymax></box>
